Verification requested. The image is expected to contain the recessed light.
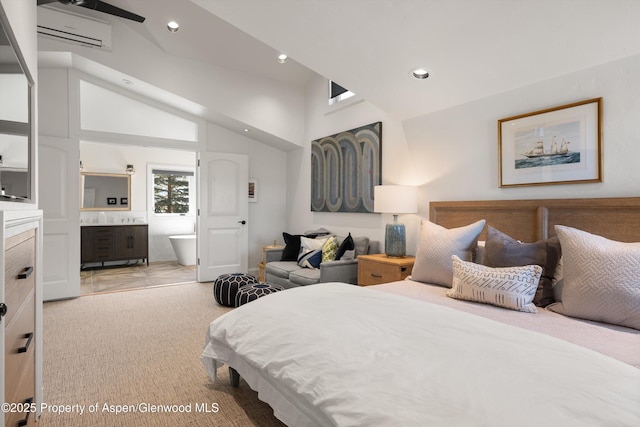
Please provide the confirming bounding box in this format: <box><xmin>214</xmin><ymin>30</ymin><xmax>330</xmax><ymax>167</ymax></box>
<box><xmin>411</xmin><ymin>68</ymin><xmax>430</xmax><ymax>80</ymax></box>
<box><xmin>244</xmin><ymin>128</ymin><xmax>250</xmax><ymax>132</ymax></box>
<box><xmin>167</xmin><ymin>21</ymin><xmax>180</xmax><ymax>32</ymax></box>
<box><xmin>277</xmin><ymin>53</ymin><xmax>288</xmax><ymax>64</ymax></box>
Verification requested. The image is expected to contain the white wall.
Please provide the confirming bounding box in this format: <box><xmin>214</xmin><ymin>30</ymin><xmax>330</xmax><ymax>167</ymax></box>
<box><xmin>293</xmin><ymin>53</ymin><xmax>640</xmax><ymax>256</ymax></box>
<box><xmin>285</xmin><ymin>76</ymin><xmax>418</xmax><ymax>252</ymax></box>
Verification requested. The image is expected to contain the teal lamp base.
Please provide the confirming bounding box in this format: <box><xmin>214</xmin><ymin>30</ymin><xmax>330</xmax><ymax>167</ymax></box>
<box><xmin>385</xmin><ymin>215</ymin><xmax>406</xmax><ymax>258</ymax></box>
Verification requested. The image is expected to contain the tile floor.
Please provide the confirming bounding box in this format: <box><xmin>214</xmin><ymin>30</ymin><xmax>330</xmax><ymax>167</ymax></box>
<box><xmin>80</xmin><ymin>261</ymin><xmax>197</xmax><ymax>295</ymax></box>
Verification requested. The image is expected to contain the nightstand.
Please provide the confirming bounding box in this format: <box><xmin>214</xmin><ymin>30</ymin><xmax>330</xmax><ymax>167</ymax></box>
<box><xmin>357</xmin><ymin>253</ymin><xmax>415</xmax><ymax>286</ymax></box>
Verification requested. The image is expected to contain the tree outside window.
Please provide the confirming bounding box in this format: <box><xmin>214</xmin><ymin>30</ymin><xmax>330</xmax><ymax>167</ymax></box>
<box><xmin>153</xmin><ymin>170</ymin><xmax>193</xmax><ymax>214</ymax></box>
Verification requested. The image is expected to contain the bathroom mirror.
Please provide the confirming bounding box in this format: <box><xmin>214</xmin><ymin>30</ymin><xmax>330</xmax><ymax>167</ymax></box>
<box><xmin>81</xmin><ymin>172</ymin><xmax>131</xmax><ymax>211</ymax></box>
<box><xmin>0</xmin><ymin>11</ymin><xmax>34</xmax><ymax>202</ymax></box>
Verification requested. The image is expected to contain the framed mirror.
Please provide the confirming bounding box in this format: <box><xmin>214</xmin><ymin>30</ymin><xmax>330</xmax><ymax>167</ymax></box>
<box><xmin>0</xmin><ymin>9</ymin><xmax>33</xmax><ymax>202</ymax></box>
<box><xmin>81</xmin><ymin>172</ymin><xmax>131</xmax><ymax>211</ymax></box>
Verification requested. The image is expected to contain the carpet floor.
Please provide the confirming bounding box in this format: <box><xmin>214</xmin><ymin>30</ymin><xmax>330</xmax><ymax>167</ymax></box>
<box><xmin>39</xmin><ymin>282</ymin><xmax>286</xmax><ymax>427</ymax></box>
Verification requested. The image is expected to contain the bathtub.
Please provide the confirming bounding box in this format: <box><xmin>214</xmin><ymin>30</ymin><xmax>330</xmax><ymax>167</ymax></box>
<box><xmin>169</xmin><ymin>234</ymin><xmax>196</xmax><ymax>266</ymax></box>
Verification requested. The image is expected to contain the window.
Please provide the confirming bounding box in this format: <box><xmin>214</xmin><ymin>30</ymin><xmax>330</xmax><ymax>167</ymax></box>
<box><xmin>328</xmin><ymin>80</ymin><xmax>355</xmax><ymax>105</ymax></box>
<box><xmin>152</xmin><ymin>168</ymin><xmax>194</xmax><ymax>214</ymax></box>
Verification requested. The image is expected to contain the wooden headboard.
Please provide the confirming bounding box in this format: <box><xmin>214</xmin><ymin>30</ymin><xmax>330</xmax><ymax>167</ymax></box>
<box><xmin>430</xmin><ymin>197</ymin><xmax>640</xmax><ymax>243</ymax></box>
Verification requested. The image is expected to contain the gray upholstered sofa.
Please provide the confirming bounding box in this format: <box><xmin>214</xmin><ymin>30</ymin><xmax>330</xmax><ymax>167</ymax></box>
<box><xmin>265</xmin><ymin>236</ymin><xmax>380</xmax><ymax>289</ymax></box>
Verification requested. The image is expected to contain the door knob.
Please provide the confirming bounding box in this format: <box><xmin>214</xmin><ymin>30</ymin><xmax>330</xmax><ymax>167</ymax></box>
<box><xmin>238</xmin><ymin>220</ymin><xmax>247</xmax><ymax>225</ymax></box>
<box><xmin>0</xmin><ymin>303</ymin><xmax>7</xmax><ymax>321</ymax></box>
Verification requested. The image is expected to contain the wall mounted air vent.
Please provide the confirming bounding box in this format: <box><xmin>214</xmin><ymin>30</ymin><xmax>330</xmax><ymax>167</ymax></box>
<box><xmin>37</xmin><ymin>6</ymin><xmax>112</xmax><ymax>49</ymax></box>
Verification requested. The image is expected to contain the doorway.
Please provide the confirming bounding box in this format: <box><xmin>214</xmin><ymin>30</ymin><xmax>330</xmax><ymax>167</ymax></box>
<box><xmin>79</xmin><ymin>142</ymin><xmax>197</xmax><ymax>295</ymax></box>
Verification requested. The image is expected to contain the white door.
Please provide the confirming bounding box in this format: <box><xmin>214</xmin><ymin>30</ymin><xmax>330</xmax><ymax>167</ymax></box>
<box><xmin>197</xmin><ymin>152</ymin><xmax>248</xmax><ymax>282</ymax></box>
<box><xmin>39</xmin><ymin>136</ymin><xmax>80</xmax><ymax>300</ymax></box>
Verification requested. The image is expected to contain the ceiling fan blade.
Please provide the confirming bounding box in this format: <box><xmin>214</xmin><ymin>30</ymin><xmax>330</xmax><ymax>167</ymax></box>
<box><xmin>77</xmin><ymin>0</ymin><xmax>145</xmax><ymax>23</ymax></box>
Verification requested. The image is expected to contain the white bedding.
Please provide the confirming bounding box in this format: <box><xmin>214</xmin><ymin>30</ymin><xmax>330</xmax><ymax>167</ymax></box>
<box><xmin>201</xmin><ymin>282</ymin><xmax>640</xmax><ymax>427</ymax></box>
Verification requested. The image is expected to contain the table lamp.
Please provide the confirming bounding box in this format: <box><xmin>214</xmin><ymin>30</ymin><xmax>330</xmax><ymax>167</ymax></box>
<box><xmin>374</xmin><ymin>185</ymin><xmax>418</xmax><ymax>258</ymax></box>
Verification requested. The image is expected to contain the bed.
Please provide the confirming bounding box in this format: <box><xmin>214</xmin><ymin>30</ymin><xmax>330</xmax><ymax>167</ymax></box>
<box><xmin>201</xmin><ymin>197</ymin><xmax>640</xmax><ymax>426</ymax></box>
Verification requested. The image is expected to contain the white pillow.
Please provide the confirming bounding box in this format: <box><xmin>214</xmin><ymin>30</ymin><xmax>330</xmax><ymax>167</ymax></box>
<box><xmin>411</xmin><ymin>219</ymin><xmax>486</xmax><ymax>287</ymax></box>
<box><xmin>548</xmin><ymin>225</ymin><xmax>640</xmax><ymax>330</ymax></box>
<box><xmin>447</xmin><ymin>255</ymin><xmax>541</xmax><ymax>313</ymax></box>
<box><xmin>300</xmin><ymin>236</ymin><xmax>328</xmax><ymax>252</ymax></box>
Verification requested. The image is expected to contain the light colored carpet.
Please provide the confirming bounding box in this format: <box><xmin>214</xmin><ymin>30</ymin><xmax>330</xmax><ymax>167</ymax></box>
<box><xmin>39</xmin><ymin>282</ymin><xmax>286</xmax><ymax>427</ymax></box>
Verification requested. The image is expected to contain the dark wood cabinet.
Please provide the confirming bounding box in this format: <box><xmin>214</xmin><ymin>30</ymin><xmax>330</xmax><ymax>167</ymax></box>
<box><xmin>81</xmin><ymin>225</ymin><xmax>148</xmax><ymax>268</ymax></box>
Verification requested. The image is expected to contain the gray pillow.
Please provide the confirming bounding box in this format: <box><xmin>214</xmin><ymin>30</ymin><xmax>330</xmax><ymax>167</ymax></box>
<box><xmin>411</xmin><ymin>219</ymin><xmax>485</xmax><ymax>287</ymax></box>
<box><xmin>482</xmin><ymin>226</ymin><xmax>561</xmax><ymax>307</ymax></box>
<box><xmin>548</xmin><ymin>225</ymin><xmax>640</xmax><ymax>330</ymax></box>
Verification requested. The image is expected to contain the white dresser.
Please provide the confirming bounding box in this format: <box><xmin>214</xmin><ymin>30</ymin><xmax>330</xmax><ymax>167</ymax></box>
<box><xmin>0</xmin><ymin>211</ymin><xmax>43</xmax><ymax>427</ymax></box>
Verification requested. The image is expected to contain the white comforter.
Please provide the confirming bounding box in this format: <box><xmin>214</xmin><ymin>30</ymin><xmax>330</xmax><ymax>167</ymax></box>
<box><xmin>201</xmin><ymin>283</ymin><xmax>640</xmax><ymax>427</ymax></box>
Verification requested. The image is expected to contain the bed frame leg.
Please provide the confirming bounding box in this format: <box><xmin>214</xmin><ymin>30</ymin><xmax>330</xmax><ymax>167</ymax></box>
<box><xmin>229</xmin><ymin>367</ymin><xmax>240</xmax><ymax>387</ymax></box>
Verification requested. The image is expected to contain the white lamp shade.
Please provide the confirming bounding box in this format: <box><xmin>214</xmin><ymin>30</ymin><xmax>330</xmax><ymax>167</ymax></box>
<box><xmin>374</xmin><ymin>185</ymin><xmax>418</xmax><ymax>214</ymax></box>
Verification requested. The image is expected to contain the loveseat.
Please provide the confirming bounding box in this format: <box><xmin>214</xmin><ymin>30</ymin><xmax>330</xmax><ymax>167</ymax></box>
<box><xmin>265</xmin><ymin>235</ymin><xmax>380</xmax><ymax>289</ymax></box>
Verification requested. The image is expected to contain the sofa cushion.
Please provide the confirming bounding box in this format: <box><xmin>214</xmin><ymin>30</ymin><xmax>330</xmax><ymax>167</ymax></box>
<box><xmin>322</xmin><ymin>236</ymin><xmax>339</xmax><ymax>262</ymax></box>
<box><xmin>281</xmin><ymin>233</ymin><xmax>304</xmax><ymax>261</ymax></box>
<box><xmin>297</xmin><ymin>236</ymin><xmax>328</xmax><ymax>268</ymax></box>
<box><xmin>335</xmin><ymin>233</ymin><xmax>355</xmax><ymax>260</ymax></box>
<box><xmin>289</xmin><ymin>268</ymin><xmax>322</xmax><ymax>286</ymax></box>
<box><xmin>264</xmin><ymin>261</ymin><xmax>300</xmax><ymax>279</ymax></box>
<box><xmin>353</xmin><ymin>236</ymin><xmax>370</xmax><ymax>257</ymax></box>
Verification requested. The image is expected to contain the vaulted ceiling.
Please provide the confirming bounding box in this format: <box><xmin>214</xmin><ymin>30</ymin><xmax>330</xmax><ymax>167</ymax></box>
<box><xmin>42</xmin><ymin>0</ymin><xmax>640</xmax><ymax>121</ymax></box>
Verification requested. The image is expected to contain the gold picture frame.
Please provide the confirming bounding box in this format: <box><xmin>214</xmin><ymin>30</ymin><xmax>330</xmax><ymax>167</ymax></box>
<box><xmin>498</xmin><ymin>98</ymin><xmax>602</xmax><ymax>187</ymax></box>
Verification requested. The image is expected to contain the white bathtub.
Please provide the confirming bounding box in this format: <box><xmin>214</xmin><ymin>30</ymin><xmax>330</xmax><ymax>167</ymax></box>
<box><xmin>169</xmin><ymin>234</ymin><xmax>196</xmax><ymax>266</ymax></box>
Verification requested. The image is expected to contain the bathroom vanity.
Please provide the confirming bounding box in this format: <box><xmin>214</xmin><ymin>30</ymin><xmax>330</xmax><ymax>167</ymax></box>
<box><xmin>81</xmin><ymin>224</ymin><xmax>148</xmax><ymax>269</ymax></box>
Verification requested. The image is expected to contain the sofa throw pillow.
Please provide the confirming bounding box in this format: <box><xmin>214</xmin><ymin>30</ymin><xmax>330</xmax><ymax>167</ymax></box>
<box><xmin>297</xmin><ymin>236</ymin><xmax>328</xmax><ymax>269</ymax></box>
<box><xmin>281</xmin><ymin>233</ymin><xmax>303</xmax><ymax>261</ymax></box>
<box><xmin>481</xmin><ymin>226</ymin><xmax>561</xmax><ymax>307</ymax></box>
<box><xmin>548</xmin><ymin>225</ymin><xmax>640</xmax><ymax>330</ymax></box>
<box><xmin>411</xmin><ymin>219</ymin><xmax>486</xmax><ymax>287</ymax></box>
<box><xmin>322</xmin><ymin>236</ymin><xmax>339</xmax><ymax>263</ymax></box>
<box><xmin>335</xmin><ymin>233</ymin><xmax>355</xmax><ymax>260</ymax></box>
<box><xmin>447</xmin><ymin>255</ymin><xmax>541</xmax><ymax>313</ymax></box>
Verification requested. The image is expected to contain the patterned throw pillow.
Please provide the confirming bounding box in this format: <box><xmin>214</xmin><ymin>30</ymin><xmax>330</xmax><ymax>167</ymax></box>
<box><xmin>297</xmin><ymin>236</ymin><xmax>328</xmax><ymax>269</ymax></box>
<box><xmin>411</xmin><ymin>219</ymin><xmax>486</xmax><ymax>287</ymax></box>
<box><xmin>548</xmin><ymin>226</ymin><xmax>640</xmax><ymax>330</ymax></box>
<box><xmin>447</xmin><ymin>255</ymin><xmax>542</xmax><ymax>313</ymax></box>
<box><xmin>322</xmin><ymin>236</ymin><xmax>339</xmax><ymax>263</ymax></box>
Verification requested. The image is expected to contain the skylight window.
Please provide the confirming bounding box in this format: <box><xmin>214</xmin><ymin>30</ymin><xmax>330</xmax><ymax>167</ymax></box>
<box><xmin>328</xmin><ymin>80</ymin><xmax>354</xmax><ymax>105</ymax></box>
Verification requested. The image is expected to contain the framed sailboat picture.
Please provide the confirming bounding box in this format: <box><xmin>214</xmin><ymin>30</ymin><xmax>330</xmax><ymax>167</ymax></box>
<box><xmin>498</xmin><ymin>98</ymin><xmax>602</xmax><ymax>187</ymax></box>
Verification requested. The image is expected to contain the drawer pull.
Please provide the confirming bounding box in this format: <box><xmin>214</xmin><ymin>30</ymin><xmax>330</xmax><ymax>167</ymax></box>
<box><xmin>17</xmin><ymin>266</ymin><xmax>34</xmax><ymax>279</ymax></box>
<box><xmin>18</xmin><ymin>397</ymin><xmax>34</xmax><ymax>427</ymax></box>
<box><xmin>371</xmin><ymin>273</ymin><xmax>382</xmax><ymax>278</ymax></box>
<box><xmin>18</xmin><ymin>332</ymin><xmax>34</xmax><ymax>353</ymax></box>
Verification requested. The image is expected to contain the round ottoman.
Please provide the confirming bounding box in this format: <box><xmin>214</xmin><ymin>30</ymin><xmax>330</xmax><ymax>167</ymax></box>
<box><xmin>235</xmin><ymin>283</ymin><xmax>285</xmax><ymax>307</ymax></box>
<box><xmin>213</xmin><ymin>273</ymin><xmax>259</xmax><ymax>307</ymax></box>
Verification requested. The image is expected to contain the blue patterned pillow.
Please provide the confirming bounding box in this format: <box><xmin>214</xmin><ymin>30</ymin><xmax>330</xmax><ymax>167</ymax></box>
<box><xmin>298</xmin><ymin>249</ymin><xmax>322</xmax><ymax>268</ymax></box>
<box><xmin>297</xmin><ymin>236</ymin><xmax>327</xmax><ymax>268</ymax></box>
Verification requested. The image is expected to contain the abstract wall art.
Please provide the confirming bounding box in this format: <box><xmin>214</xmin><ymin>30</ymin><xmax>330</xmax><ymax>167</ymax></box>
<box><xmin>311</xmin><ymin>121</ymin><xmax>382</xmax><ymax>213</ymax></box>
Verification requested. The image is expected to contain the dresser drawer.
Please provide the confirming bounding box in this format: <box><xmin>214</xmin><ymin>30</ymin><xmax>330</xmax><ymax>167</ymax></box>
<box><xmin>4</xmin><ymin>230</ymin><xmax>36</xmax><ymax>326</ymax></box>
<box><xmin>4</xmin><ymin>290</ymin><xmax>35</xmax><ymax>405</ymax></box>
<box><xmin>5</xmin><ymin>357</ymin><xmax>36</xmax><ymax>427</ymax></box>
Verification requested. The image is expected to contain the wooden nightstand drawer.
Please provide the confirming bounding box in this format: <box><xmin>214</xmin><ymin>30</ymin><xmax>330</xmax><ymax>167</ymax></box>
<box><xmin>358</xmin><ymin>254</ymin><xmax>415</xmax><ymax>286</ymax></box>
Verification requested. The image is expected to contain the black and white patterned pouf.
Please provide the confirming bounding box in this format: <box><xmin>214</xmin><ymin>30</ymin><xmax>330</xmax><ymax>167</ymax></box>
<box><xmin>235</xmin><ymin>283</ymin><xmax>285</xmax><ymax>307</ymax></box>
<box><xmin>213</xmin><ymin>273</ymin><xmax>259</xmax><ymax>307</ymax></box>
